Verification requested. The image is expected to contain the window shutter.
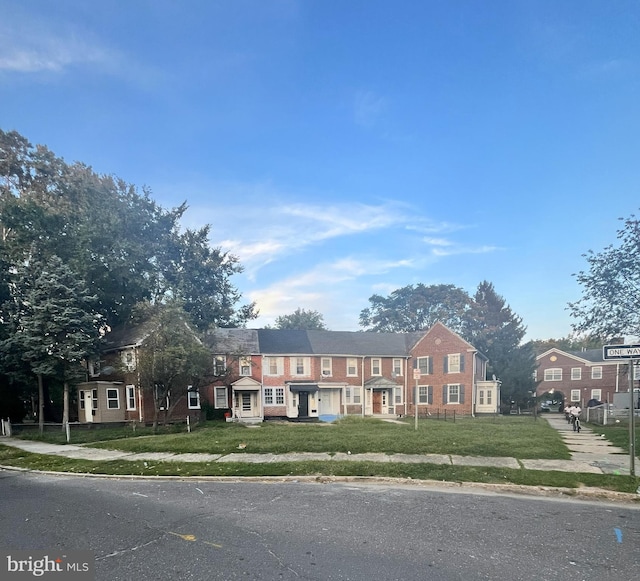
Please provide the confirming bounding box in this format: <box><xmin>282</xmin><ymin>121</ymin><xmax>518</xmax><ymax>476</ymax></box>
<box><xmin>442</xmin><ymin>385</ymin><xmax>448</xmax><ymax>404</ymax></box>
<box><xmin>428</xmin><ymin>356</ymin><xmax>433</xmax><ymax>375</ymax></box>
<box><xmin>460</xmin><ymin>384</ymin><xmax>465</xmax><ymax>404</ymax></box>
<box><xmin>427</xmin><ymin>386</ymin><xmax>433</xmax><ymax>405</ymax></box>
<box><xmin>443</xmin><ymin>356</ymin><xmax>448</xmax><ymax>374</ymax></box>
<box><xmin>460</xmin><ymin>355</ymin><xmax>465</xmax><ymax>373</ymax></box>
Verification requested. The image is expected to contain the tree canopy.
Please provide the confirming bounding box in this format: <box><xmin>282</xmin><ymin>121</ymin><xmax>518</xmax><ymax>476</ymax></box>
<box><xmin>359</xmin><ymin>283</ymin><xmax>472</xmax><ymax>334</ymax></box>
<box><xmin>569</xmin><ymin>209</ymin><xmax>640</xmax><ymax>338</ymax></box>
<box><xmin>0</xmin><ymin>129</ymin><xmax>256</xmax><ymax>332</ymax></box>
<box><xmin>360</xmin><ymin>280</ymin><xmax>536</xmax><ymax>404</ymax></box>
<box><xmin>134</xmin><ymin>303</ymin><xmax>213</xmax><ymax>430</ymax></box>
<box><xmin>0</xmin><ymin>252</ymin><xmax>103</xmax><ymax>430</ymax></box>
<box><xmin>275</xmin><ymin>308</ymin><xmax>328</xmax><ymax>330</ymax></box>
<box><xmin>0</xmin><ymin>129</ymin><xmax>256</xmax><ymax>420</ymax></box>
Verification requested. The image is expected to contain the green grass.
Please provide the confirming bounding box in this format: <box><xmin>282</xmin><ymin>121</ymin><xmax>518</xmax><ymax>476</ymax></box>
<box><xmin>12</xmin><ymin>423</ymin><xmax>183</xmax><ymax>445</ymax></box>
<box><xmin>81</xmin><ymin>416</ymin><xmax>570</xmax><ymax>459</ymax></box>
<box><xmin>587</xmin><ymin>422</ymin><xmax>640</xmax><ymax>455</ymax></box>
<box><xmin>1</xmin><ymin>444</ymin><xmax>638</xmax><ymax>495</ymax></box>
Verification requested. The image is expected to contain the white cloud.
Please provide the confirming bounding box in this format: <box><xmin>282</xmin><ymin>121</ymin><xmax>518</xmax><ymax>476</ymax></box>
<box><xmin>0</xmin><ymin>12</ymin><xmax>119</xmax><ymax>74</ymax></box>
<box><xmin>431</xmin><ymin>244</ymin><xmax>500</xmax><ymax>257</ymax></box>
<box><xmin>354</xmin><ymin>90</ymin><xmax>386</xmax><ymax>128</ymax></box>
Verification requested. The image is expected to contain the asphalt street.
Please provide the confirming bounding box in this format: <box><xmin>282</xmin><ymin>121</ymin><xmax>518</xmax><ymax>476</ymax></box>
<box><xmin>1</xmin><ymin>470</ymin><xmax>639</xmax><ymax>581</ymax></box>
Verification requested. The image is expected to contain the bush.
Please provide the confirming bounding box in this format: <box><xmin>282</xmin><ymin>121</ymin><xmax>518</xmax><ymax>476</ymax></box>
<box><xmin>200</xmin><ymin>402</ymin><xmax>228</xmax><ymax>421</ymax></box>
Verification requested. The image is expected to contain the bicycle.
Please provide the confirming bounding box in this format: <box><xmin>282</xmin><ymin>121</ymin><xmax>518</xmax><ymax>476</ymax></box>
<box><xmin>571</xmin><ymin>415</ymin><xmax>581</xmax><ymax>433</ymax></box>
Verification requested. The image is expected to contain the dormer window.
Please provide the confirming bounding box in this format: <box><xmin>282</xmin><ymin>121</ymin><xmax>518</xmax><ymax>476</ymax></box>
<box><xmin>240</xmin><ymin>356</ymin><xmax>251</xmax><ymax>376</ymax></box>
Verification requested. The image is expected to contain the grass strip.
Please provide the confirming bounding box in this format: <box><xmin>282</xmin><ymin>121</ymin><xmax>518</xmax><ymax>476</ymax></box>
<box><xmin>16</xmin><ymin>417</ymin><xmax>570</xmax><ymax>460</ymax></box>
<box><xmin>2</xmin><ymin>445</ymin><xmax>638</xmax><ymax>495</ymax></box>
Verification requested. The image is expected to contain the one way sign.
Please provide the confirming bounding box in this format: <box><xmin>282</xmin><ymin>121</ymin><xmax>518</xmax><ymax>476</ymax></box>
<box><xmin>603</xmin><ymin>344</ymin><xmax>640</xmax><ymax>359</ymax></box>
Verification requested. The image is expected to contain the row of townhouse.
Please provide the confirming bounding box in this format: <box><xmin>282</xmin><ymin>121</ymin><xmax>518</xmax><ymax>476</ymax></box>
<box><xmin>77</xmin><ymin>322</ymin><xmax>502</xmax><ymax>424</ymax></box>
<box><xmin>535</xmin><ymin>347</ymin><xmax>640</xmax><ymax>407</ymax></box>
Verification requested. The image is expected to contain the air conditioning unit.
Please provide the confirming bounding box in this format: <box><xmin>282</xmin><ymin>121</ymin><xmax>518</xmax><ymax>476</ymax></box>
<box><xmin>322</xmin><ymin>370</ymin><xmax>331</xmax><ymax>376</ymax></box>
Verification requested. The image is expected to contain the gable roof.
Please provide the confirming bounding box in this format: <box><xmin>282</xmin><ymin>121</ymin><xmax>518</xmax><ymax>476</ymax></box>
<box><xmin>207</xmin><ymin>326</ymin><xmax>469</xmax><ymax>357</ymax></box>
<box><xmin>536</xmin><ymin>347</ymin><xmax>611</xmax><ymax>365</ymax></box>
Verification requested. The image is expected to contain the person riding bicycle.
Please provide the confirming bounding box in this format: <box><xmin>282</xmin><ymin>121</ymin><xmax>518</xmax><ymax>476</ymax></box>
<box><xmin>564</xmin><ymin>404</ymin><xmax>572</xmax><ymax>424</ymax></box>
<box><xmin>569</xmin><ymin>404</ymin><xmax>582</xmax><ymax>432</ymax></box>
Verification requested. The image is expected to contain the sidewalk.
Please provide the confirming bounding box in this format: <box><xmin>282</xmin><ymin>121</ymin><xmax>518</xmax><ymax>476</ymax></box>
<box><xmin>1</xmin><ymin>415</ymin><xmax>636</xmax><ymax>476</ymax></box>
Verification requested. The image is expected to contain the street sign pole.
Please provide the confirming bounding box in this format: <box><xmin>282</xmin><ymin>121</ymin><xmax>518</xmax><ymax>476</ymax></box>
<box><xmin>603</xmin><ymin>345</ymin><xmax>639</xmax><ymax>477</ymax></box>
<box><xmin>630</xmin><ymin>360</ymin><xmax>636</xmax><ymax>477</ymax></box>
<box><xmin>413</xmin><ymin>369</ymin><xmax>420</xmax><ymax>431</ymax></box>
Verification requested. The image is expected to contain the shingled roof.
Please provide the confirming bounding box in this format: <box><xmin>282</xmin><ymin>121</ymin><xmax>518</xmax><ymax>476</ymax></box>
<box><xmin>207</xmin><ymin>328</ymin><xmax>427</xmax><ymax>356</ymax></box>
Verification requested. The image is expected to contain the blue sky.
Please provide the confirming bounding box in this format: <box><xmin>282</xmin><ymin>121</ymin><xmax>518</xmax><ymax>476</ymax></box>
<box><xmin>2</xmin><ymin>1</ymin><xmax>640</xmax><ymax>340</ymax></box>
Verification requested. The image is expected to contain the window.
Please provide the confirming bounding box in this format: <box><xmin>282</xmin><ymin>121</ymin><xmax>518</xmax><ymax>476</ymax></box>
<box><xmin>264</xmin><ymin>386</ymin><xmax>285</xmax><ymax>406</ymax></box>
<box><xmin>106</xmin><ymin>388</ymin><xmax>120</xmax><ymax>409</ymax></box>
<box><xmin>416</xmin><ymin>385</ymin><xmax>432</xmax><ymax>404</ymax></box>
<box><xmin>591</xmin><ymin>366</ymin><xmax>602</xmax><ymax>379</ymax></box>
<box><xmin>447</xmin><ymin>354</ymin><xmax>461</xmax><ymax>373</ymax></box>
<box><xmin>321</xmin><ymin>358</ymin><xmax>332</xmax><ymax>377</ymax></box>
<box><xmin>346</xmin><ymin>387</ymin><xmax>362</xmax><ymax>404</ymax></box>
<box><xmin>122</xmin><ymin>350</ymin><xmax>135</xmax><ymax>371</ymax></box>
<box><xmin>265</xmin><ymin>357</ymin><xmax>283</xmax><ymax>376</ymax></box>
<box><xmin>393</xmin><ymin>359</ymin><xmax>403</xmax><ymax>377</ymax></box>
<box><xmin>571</xmin><ymin>389</ymin><xmax>580</xmax><ymax>402</ymax></box>
<box><xmin>442</xmin><ymin>384</ymin><xmax>464</xmax><ymax>404</ymax></box>
<box><xmin>486</xmin><ymin>390</ymin><xmax>492</xmax><ymax>405</ymax></box>
<box><xmin>187</xmin><ymin>386</ymin><xmax>200</xmax><ymax>410</ymax></box>
<box><xmin>347</xmin><ymin>358</ymin><xmax>358</xmax><ymax>376</ymax></box>
<box><xmin>92</xmin><ymin>389</ymin><xmax>98</xmax><ymax>409</ymax></box>
<box><xmin>371</xmin><ymin>358</ymin><xmax>381</xmax><ymax>376</ymax></box>
<box><xmin>126</xmin><ymin>385</ymin><xmax>136</xmax><ymax>410</ymax></box>
<box><xmin>417</xmin><ymin>357</ymin><xmax>431</xmax><ymax>375</ymax></box>
<box><xmin>213</xmin><ymin>356</ymin><xmax>226</xmax><ymax>376</ymax></box>
<box><xmin>591</xmin><ymin>389</ymin><xmax>602</xmax><ymax>401</ymax></box>
<box><xmin>395</xmin><ymin>387</ymin><xmax>402</xmax><ymax>404</ymax></box>
<box><xmin>292</xmin><ymin>357</ymin><xmax>309</xmax><ymax>376</ymax></box>
<box><xmin>571</xmin><ymin>368</ymin><xmax>582</xmax><ymax>380</ymax></box>
<box><xmin>88</xmin><ymin>360</ymin><xmax>101</xmax><ymax>377</ymax></box>
<box><xmin>634</xmin><ymin>363</ymin><xmax>640</xmax><ymax>381</ymax></box>
<box><xmin>214</xmin><ymin>387</ymin><xmax>228</xmax><ymax>409</ymax></box>
<box><xmin>544</xmin><ymin>368</ymin><xmax>562</xmax><ymax>381</ymax></box>
<box><xmin>239</xmin><ymin>356</ymin><xmax>251</xmax><ymax>376</ymax></box>
<box><xmin>479</xmin><ymin>390</ymin><xmax>484</xmax><ymax>405</ymax></box>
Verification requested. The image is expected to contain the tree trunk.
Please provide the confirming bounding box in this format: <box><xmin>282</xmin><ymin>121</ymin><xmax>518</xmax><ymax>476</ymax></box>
<box><xmin>37</xmin><ymin>373</ymin><xmax>44</xmax><ymax>435</ymax></box>
<box><xmin>152</xmin><ymin>400</ymin><xmax>159</xmax><ymax>433</ymax></box>
<box><xmin>62</xmin><ymin>381</ymin><xmax>69</xmax><ymax>431</ymax></box>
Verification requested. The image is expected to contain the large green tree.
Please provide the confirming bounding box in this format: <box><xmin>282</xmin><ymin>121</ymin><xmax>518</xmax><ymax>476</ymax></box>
<box><xmin>275</xmin><ymin>308</ymin><xmax>328</xmax><ymax>330</ymax></box>
<box><xmin>1</xmin><ymin>129</ymin><xmax>256</xmax><ymax>420</ymax></box>
<box><xmin>0</xmin><ymin>129</ymin><xmax>256</xmax><ymax>331</ymax></box>
<box><xmin>569</xmin><ymin>210</ymin><xmax>640</xmax><ymax>338</ymax></box>
<box><xmin>134</xmin><ymin>303</ymin><xmax>213</xmax><ymax>431</ymax></box>
<box><xmin>359</xmin><ymin>283</ymin><xmax>473</xmax><ymax>334</ymax></box>
<box><xmin>1</xmin><ymin>252</ymin><xmax>103</xmax><ymax>432</ymax></box>
<box><xmin>467</xmin><ymin>281</ymin><xmax>536</xmax><ymax>404</ymax></box>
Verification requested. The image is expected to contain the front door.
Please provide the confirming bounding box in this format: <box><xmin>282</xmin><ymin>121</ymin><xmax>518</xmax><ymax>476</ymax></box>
<box><xmin>81</xmin><ymin>390</ymin><xmax>93</xmax><ymax>423</ymax></box>
<box><xmin>298</xmin><ymin>391</ymin><xmax>309</xmax><ymax>417</ymax></box>
<box><xmin>373</xmin><ymin>391</ymin><xmax>382</xmax><ymax>414</ymax></box>
<box><xmin>235</xmin><ymin>392</ymin><xmax>256</xmax><ymax>417</ymax></box>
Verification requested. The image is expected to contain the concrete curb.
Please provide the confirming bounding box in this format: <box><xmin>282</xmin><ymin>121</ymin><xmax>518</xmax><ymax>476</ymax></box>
<box><xmin>2</xmin><ymin>463</ymin><xmax>639</xmax><ymax>505</ymax></box>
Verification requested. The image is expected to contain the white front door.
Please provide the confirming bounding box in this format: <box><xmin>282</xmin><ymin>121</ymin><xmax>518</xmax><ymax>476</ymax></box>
<box><xmin>82</xmin><ymin>390</ymin><xmax>94</xmax><ymax>422</ymax></box>
<box><xmin>235</xmin><ymin>392</ymin><xmax>256</xmax><ymax>417</ymax></box>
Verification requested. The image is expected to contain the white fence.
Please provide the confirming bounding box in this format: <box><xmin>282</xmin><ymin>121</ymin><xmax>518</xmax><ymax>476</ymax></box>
<box><xmin>1</xmin><ymin>418</ymin><xmax>11</xmax><ymax>437</ymax></box>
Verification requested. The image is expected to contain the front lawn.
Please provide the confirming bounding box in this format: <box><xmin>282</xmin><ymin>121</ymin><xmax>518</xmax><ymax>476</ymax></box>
<box><xmin>69</xmin><ymin>416</ymin><xmax>571</xmax><ymax>460</ymax></box>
